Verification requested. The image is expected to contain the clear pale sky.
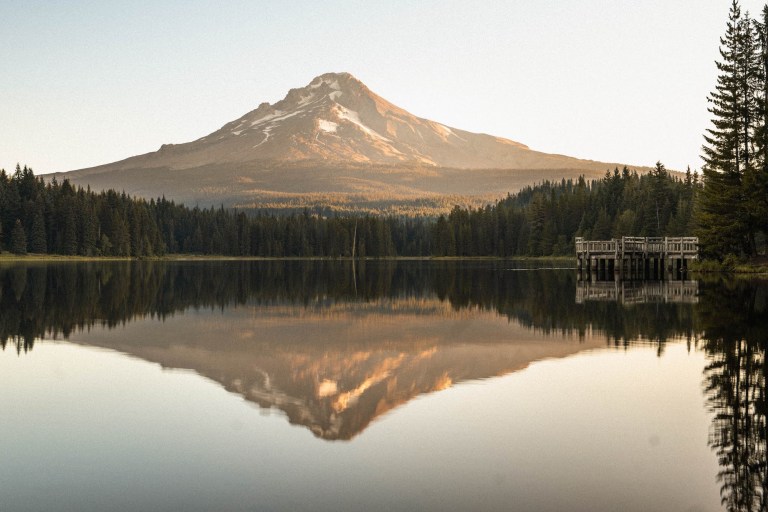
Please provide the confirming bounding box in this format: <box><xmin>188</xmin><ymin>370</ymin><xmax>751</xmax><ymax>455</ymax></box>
<box><xmin>1</xmin><ymin>1</ymin><xmax>764</xmax><ymax>174</ymax></box>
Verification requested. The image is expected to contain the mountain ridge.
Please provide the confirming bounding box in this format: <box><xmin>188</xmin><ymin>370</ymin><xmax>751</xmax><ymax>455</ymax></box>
<box><xmin>52</xmin><ymin>72</ymin><xmax>641</xmax><ymax>214</ymax></box>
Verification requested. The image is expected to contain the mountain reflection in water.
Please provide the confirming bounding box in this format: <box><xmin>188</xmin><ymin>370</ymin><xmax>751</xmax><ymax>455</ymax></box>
<box><xmin>1</xmin><ymin>261</ymin><xmax>767</xmax><ymax>511</ymax></box>
<box><xmin>2</xmin><ymin>260</ymin><xmax>623</xmax><ymax>440</ymax></box>
<box><xmin>64</xmin><ymin>301</ymin><xmax>610</xmax><ymax>440</ymax></box>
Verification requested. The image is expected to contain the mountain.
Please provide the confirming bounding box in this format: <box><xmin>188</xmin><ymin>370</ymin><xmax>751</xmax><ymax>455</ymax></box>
<box><xmin>53</xmin><ymin>72</ymin><xmax>635</xmax><ymax>214</ymax></box>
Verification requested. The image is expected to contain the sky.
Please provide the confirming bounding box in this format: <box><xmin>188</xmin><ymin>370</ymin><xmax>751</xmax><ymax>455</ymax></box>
<box><xmin>1</xmin><ymin>0</ymin><xmax>765</xmax><ymax>174</ymax></box>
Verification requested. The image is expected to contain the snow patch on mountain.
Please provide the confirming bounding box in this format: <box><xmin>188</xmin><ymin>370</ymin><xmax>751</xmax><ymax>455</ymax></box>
<box><xmin>335</xmin><ymin>105</ymin><xmax>391</xmax><ymax>142</ymax></box>
<box><xmin>318</xmin><ymin>119</ymin><xmax>338</xmax><ymax>133</ymax></box>
<box><xmin>253</xmin><ymin>125</ymin><xmax>275</xmax><ymax>147</ymax></box>
<box><xmin>248</xmin><ymin>110</ymin><xmax>283</xmax><ymax>127</ymax></box>
<box><xmin>249</xmin><ymin>109</ymin><xmax>305</xmax><ymax>128</ymax></box>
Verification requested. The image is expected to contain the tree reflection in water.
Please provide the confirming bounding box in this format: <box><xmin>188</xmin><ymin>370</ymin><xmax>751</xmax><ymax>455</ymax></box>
<box><xmin>0</xmin><ymin>260</ymin><xmax>698</xmax><ymax>353</ymax></box>
<box><xmin>698</xmin><ymin>278</ymin><xmax>768</xmax><ymax>512</ymax></box>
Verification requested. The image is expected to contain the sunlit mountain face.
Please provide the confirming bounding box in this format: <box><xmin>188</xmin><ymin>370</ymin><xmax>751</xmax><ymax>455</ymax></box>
<box><xmin>51</xmin><ymin>73</ymin><xmax>631</xmax><ymax>214</ymax></box>
<box><xmin>158</xmin><ymin>71</ymin><xmax>564</xmax><ymax>169</ymax></box>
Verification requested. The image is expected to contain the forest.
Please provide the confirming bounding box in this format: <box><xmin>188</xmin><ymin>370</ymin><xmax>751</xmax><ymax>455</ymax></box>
<box><xmin>698</xmin><ymin>1</ymin><xmax>768</xmax><ymax>258</ymax></box>
<box><xmin>0</xmin><ymin>163</ymin><xmax>697</xmax><ymax>258</ymax></box>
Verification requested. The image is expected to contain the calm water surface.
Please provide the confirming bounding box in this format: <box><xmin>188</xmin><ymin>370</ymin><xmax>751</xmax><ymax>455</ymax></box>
<box><xmin>0</xmin><ymin>261</ymin><xmax>765</xmax><ymax>512</ymax></box>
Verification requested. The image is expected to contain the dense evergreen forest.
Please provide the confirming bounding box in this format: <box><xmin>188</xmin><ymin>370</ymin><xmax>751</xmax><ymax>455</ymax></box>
<box><xmin>698</xmin><ymin>1</ymin><xmax>768</xmax><ymax>258</ymax></box>
<box><xmin>433</xmin><ymin>163</ymin><xmax>698</xmax><ymax>256</ymax></box>
<box><xmin>0</xmin><ymin>163</ymin><xmax>697</xmax><ymax>258</ymax></box>
<box><xmin>0</xmin><ymin>165</ymin><xmax>426</xmax><ymax>257</ymax></box>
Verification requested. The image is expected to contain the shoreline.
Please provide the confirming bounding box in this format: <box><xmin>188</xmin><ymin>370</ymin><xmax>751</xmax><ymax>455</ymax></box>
<box><xmin>0</xmin><ymin>253</ymin><xmax>572</xmax><ymax>263</ymax></box>
<box><xmin>1</xmin><ymin>253</ymin><xmax>766</xmax><ymax>274</ymax></box>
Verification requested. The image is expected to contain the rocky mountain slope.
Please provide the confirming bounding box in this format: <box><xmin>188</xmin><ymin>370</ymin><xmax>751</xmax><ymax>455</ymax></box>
<box><xmin>53</xmin><ymin>72</ymin><xmax>634</xmax><ymax>214</ymax></box>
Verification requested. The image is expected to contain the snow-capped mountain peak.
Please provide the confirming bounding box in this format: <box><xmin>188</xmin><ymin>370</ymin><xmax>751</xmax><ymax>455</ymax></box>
<box><xmin>178</xmin><ymin>71</ymin><xmax>538</xmax><ymax>168</ymax></box>
<box><xmin>59</xmin><ymin>72</ymin><xmax>627</xmax><ymax>214</ymax></box>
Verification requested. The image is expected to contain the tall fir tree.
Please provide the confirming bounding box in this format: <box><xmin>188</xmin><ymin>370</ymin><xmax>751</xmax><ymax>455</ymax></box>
<box><xmin>28</xmin><ymin>201</ymin><xmax>47</xmax><ymax>254</ymax></box>
<box><xmin>699</xmin><ymin>0</ymin><xmax>761</xmax><ymax>257</ymax></box>
<box><xmin>10</xmin><ymin>219</ymin><xmax>27</xmax><ymax>255</ymax></box>
<box><xmin>753</xmin><ymin>5</ymin><xmax>768</xmax><ymax>246</ymax></box>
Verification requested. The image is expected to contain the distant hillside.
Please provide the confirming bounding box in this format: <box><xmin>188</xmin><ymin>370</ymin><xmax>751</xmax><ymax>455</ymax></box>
<box><xmin>52</xmin><ymin>72</ymin><xmax>640</xmax><ymax>214</ymax></box>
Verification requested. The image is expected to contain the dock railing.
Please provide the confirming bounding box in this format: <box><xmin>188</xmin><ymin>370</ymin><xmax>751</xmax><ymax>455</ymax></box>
<box><xmin>575</xmin><ymin>236</ymin><xmax>698</xmax><ymax>257</ymax></box>
<box><xmin>575</xmin><ymin>236</ymin><xmax>698</xmax><ymax>279</ymax></box>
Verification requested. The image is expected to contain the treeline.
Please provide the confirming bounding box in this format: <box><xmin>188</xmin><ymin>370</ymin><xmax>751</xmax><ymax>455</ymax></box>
<box><xmin>699</xmin><ymin>1</ymin><xmax>768</xmax><ymax>258</ymax></box>
<box><xmin>1</xmin><ymin>165</ymin><xmax>165</xmax><ymax>257</ymax></box>
<box><xmin>1</xmin><ymin>164</ymin><xmax>699</xmax><ymax>258</ymax></box>
<box><xmin>432</xmin><ymin>163</ymin><xmax>699</xmax><ymax>256</ymax></box>
<box><xmin>0</xmin><ymin>165</ymin><xmax>428</xmax><ymax>257</ymax></box>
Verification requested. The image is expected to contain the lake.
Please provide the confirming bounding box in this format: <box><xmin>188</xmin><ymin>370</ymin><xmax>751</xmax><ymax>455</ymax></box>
<box><xmin>0</xmin><ymin>260</ymin><xmax>765</xmax><ymax>512</ymax></box>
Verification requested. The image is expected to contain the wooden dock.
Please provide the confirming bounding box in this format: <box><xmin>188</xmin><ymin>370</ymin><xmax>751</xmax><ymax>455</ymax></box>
<box><xmin>575</xmin><ymin>236</ymin><xmax>698</xmax><ymax>279</ymax></box>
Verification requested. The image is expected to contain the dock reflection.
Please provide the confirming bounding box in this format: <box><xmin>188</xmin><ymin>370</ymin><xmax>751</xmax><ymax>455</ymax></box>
<box><xmin>576</xmin><ymin>279</ymin><xmax>699</xmax><ymax>304</ymax></box>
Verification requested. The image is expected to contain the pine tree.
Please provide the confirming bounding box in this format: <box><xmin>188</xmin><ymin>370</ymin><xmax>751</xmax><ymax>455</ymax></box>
<box><xmin>11</xmin><ymin>219</ymin><xmax>27</xmax><ymax>255</ymax></box>
<box><xmin>753</xmin><ymin>5</ymin><xmax>768</xmax><ymax>249</ymax></box>
<box><xmin>28</xmin><ymin>201</ymin><xmax>47</xmax><ymax>253</ymax></box>
<box><xmin>698</xmin><ymin>1</ymin><xmax>759</xmax><ymax>257</ymax></box>
<box><xmin>80</xmin><ymin>202</ymin><xmax>98</xmax><ymax>256</ymax></box>
<box><xmin>592</xmin><ymin>208</ymin><xmax>612</xmax><ymax>240</ymax></box>
<box><xmin>740</xmin><ymin>12</ymin><xmax>764</xmax><ymax>254</ymax></box>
